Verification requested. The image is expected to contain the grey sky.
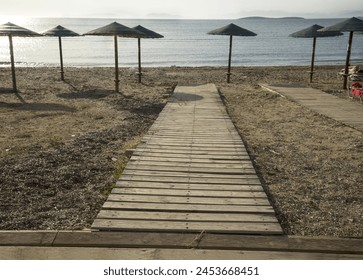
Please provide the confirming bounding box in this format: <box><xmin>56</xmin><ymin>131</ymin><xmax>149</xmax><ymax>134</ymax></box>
<box><xmin>1</xmin><ymin>0</ymin><xmax>363</xmax><ymax>19</ymax></box>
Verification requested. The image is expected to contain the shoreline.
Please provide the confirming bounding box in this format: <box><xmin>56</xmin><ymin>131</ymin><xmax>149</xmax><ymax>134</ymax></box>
<box><xmin>0</xmin><ymin>65</ymin><xmax>362</xmax><ymax>237</ymax></box>
<box><xmin>0</xmin><ymin>63</ymin><xmax>357</xmax><ymax>68</ymax></box>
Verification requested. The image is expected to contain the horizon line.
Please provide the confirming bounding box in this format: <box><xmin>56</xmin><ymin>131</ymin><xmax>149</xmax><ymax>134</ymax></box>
<box><xmin>1</xmin><ymin>15</ymin><xmax>362</xmax><ymax>21</ymax></box>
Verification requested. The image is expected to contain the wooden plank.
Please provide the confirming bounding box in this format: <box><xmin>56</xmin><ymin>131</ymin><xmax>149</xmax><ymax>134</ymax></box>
<box><xmin>115</xmin><ymin>181</ymin><xmax>264</xmax><ymax>191</ymax></box>
<box><xmin>119</xmin><ymin>175</ymin><xmax>261</xmax><ymax>184</ymax></box>
<box><xmin>96</xmin><ymin>210</ymin><xmax>278</xmax><ymax>223</ymax></box>
<box><xmin>145</xmin><ymin>134</ymin><xmax>242</xmax><ymax>138</ymax></box>
<box><xmin>138</xmin><ymin>142</ymin><xmax>246</xmax><ymax>148</ymax></box>
<box><xmin>143</xmin><ymin>138</ymin><xmax>242</xmax><ymax>142</ymax></box>
<box><xmin>135</xmin><ymin>148</ymin><xmax>248</xmax><ymax>156</ymax></box>
<box><xmin>145</xmin><ymin>133</ymin><xmax>241</xmax><ymax>138</ymax></box>
<box><xmin>91</xmin><ymin>219</ymin><xmax>283</xmax><ymax>234</ymax></box>
<box><xmin>121</xmin><ymin>170</ymin><xmax>259</xmax><ymax>179</ymax></box>
<box><xmin>102</xmin><ymin>201</ymin><xmax>275</xmax><ymax>213</ymax></box>
<box><xmin>130</xmin><ymin>156</ymin><xmax>252</xmax><ymax>164</ymax></box>
<box><xmin>2</xmin><ymin>246</ymin><xmax>361</xmax><ymax>260</ymax></box>
<box><xmin>107</xmin><ymin>194</ymin><xmax>271</xmax><ymax>205</ymax></box>
<box><xmin>199</xmin><ymin>234</ymin><xmax>363</xmax><ymax>254</ymax></box>
<box><xmin>137</xmin><ymin>145</ymin><xmax>247</xmax><ymax>153</ymax></box>
<box><xmin>125</xmin><ymin>164</ymin><xmax>255</xmax><ymax>175</ymax></box>
<box><xmin>132</xmin><ymin>152</ymin><xmax>249</xmax><ymax>160</ymax></box>
<box><xmin>143</xmin><ymin>134</ymin><xmax>241</xmax><ymax>139</ymax></box>
<box><xmin>125</xmin><ymin>160</ymin><xmax>254</xmax><ymax>169</ymax></box>
<box><xmin>112</xmin><ymin>188</ymin><xmax>266</xmax><ymax>198</ymax></box>
<box><xmin>0</xmin><ymin>231</ymin><xmax>57</xmax><ymax>246</ymax></box>
<box><xmin>2</xmin><ymin>232</ymin><xmax>360</xmax><ymax>255</ymax></box>
<box><xmin>140</xmin><ymin>139</ymin><xmax>243</xmax><ymax>144</ymax></box>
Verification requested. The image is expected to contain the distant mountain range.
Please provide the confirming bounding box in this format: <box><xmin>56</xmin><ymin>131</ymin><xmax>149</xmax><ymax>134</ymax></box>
<box><xmin>239</xmin><ymin>15</ymin><xmax>363</xmax><ymax>20</ymax></box>
<box><xmin>240</xmin><ymin>16</ymin><xmax>305</xmax><ymax>20</ymax></box>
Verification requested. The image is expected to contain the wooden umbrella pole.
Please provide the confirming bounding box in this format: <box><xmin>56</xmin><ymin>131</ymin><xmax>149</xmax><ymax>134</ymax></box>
<box><xmin>114</xmin><ymin>35</ymin><xmax>120</xmax><ymax>93</ymax></box>
<box><xmin>227</xmin><ymin>35</ymin><xmax>233</xmax><ymax>83</ymax></box>
<box><xmin>8</xmin><ymin>35</ymin><xmax>17</xmax><ymax>92</ymax></box>
<box><xmin>310</xmin><ymin>36</ymin><xmax>316</xmax><ymax>83</ymax></box>
<box><xmin>58</xmin><ymin>36</ymin><xmax>64</xmax><ymax>81</ymax></box>
<box><xmin>343</xmin><ymin>31</ymin><xmax>354</xmax><ymax>90</ymax></box>
<box><xmin>138</xmin><ymin>38</ymin><xmax>142</xmax><ymax>83</ymax></box>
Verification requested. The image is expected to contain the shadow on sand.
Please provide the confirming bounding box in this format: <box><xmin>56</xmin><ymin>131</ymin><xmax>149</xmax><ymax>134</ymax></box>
<box><xmin>171</xmin><ymin>92</ymin><xmax>204</xmax><ymax>102</ymax></box>
<box><xmin>0</xmin><ymin>102</ymin><xmax>76</xmax><ymax>112</ymax></box>
<box><xmin>0</xmin><ymin>88</ymin><xmax>27</xmax><ymax>103</ymax></box>
<box><xmin>56</xmin><ymin>89</ymin><xmax>117</xmax><ymax>100</ymax></box>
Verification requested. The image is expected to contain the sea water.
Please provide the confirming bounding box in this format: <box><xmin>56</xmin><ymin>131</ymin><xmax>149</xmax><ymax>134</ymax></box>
<box><xmin>0</xmin><ymin>17</ymin><xmax>362</xmax><ymax>67</ymax></box>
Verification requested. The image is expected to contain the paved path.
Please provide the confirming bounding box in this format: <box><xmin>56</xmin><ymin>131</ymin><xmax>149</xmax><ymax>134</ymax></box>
<box><xmin>261</xmin><ymin>84</ymin><xmax>363</xmax><ymax>131</ymax></box>
<box><xmin>92</xmin><ymin>84</ymin><xmax>282</xmax><ymax>234</ymax></box>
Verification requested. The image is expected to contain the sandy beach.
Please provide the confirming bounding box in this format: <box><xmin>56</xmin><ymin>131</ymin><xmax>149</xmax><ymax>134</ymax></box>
<box><xmin>0</xmin><ymin>65</ymin><xmax>362</xmax><ymax>238</ymax></box>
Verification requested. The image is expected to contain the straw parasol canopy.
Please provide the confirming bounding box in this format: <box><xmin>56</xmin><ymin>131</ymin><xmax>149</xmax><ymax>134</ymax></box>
<box><xmin>319</xmin><ymin>17</ymin><xmax>363</xmax><ymax>89</ymax></box>
<box><xmin>289</xmin><ymin>24</ymin><xmax>343</xmax><ymax>83</ymax></box>
<box><xmin>208</xmin><ymin>23</ymin><xmax>257</xmax><ymax>83</ymax></box>
<box><xmin>83</xmin><ymin>22</ymin><xmax>145</xmax><ymax>92</ymax></box>
<box><xmin>0</xmin><ymin>22</ymin><xmax>42</xmax><ymax>92</ymax></box>
<box><xmin>132</xmin><ymin>25</ymin><xmax>164</xmax><ymax>83</ymax></box>
<box><xmin>42</xmin><ymin>25</ymin><xmax>80</xmax><ymax>81</ymax></box>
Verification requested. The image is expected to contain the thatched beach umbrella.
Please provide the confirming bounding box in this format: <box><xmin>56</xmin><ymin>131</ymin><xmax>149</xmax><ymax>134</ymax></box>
<box><xmin>208</xmin><ymin>23</ymin><xmax>257</xmax><ymax>83</ymax></box>
<box><xmin>319</xmin><ymin>17</ymin><xmax>363</xmax><ymax>89</ymax></box>
<box><xmin>42</xmin><ymin>25</ymin><xmax>80</xmax><ymax>81</ymax></box>
<box><xmin>289</xmin><ymin>24</ymin><xmax>343</xmax><ymax>83</ymax></box>
<box><xmin>132</xmin><ymin>25</ymin><xmax>163</xmax><ymax>83</ymax></box>
<box><xmin>84</xmin><ymin>22</ymin><xmax>144</xmax><ymax>93</ymax></box>
<box><xmin>0</xmin><ymin>22</ymin><xmax>41</xmax><ymax>92</ymax></box>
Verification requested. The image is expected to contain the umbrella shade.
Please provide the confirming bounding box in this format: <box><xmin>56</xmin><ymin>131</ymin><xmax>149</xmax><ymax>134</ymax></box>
<box><xmin>319</xmin><ymin>17</ymin><xmax>363</xmax><ymax>89</ymax></box>
<box><xmin>289</xmin><ymin>25</ymin><xmax>343</xmax><ymax>83</ymax></box>
<box><xmin>0</xmin><ymin>22</ymin><xmax>40</xmax><ymax>37</ymax></box>
<box><xmin>84</xmin><ymin>21</ymin><xmax>144</xmax><ymax>37</ymax></box>
<box><xmin>132</xmin><ymin>25</ymin><xmax>163</xmax><ymax>39</ymax></box>
<box><xmin>132</xmin><ymin>25</ymin><xmax>164</xmax><ymax>83</ymax></box>
<box><xmin>289</xmin><ymin>24</ymin><xmax>343</xmax><ymax>38</ymax></box>
<box><xmin>42</xmin><ymin>25</ymin><xmax>80</xmax><ymax>81</ymax></box>
<box><xmin>318</xmin><ymin>17</ymin><xmax>363</xmax><ymax>32</ymax></box>
<box><xmin>84</xmin><ymin>22</ymin><xmax>145</xmax><ymax>92</ymax></box>
<box><xmin>208</xmin><ymin>23</ymin><xmax>257</xmax><ymax>36</ymax></box>
<box><xmin>208</xmin><ymin>23</ymin><xmax>257</xmax><ymax>83</ymax></box>
<box><xmin>0</xmin><ymin>22</ymin><xmax>41</xmax><ymax>92</ymax></box>
<box><xmin>42</xmin><ymin>25</ymin><xmax>79</xmax><ymax>37</ymax></box>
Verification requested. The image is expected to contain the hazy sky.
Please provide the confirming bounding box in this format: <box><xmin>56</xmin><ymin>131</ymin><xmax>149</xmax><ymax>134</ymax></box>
<box><xmin>1</xmin><ymin>0</ymin><xmax>363</xmax><ymax>19</ymax></box>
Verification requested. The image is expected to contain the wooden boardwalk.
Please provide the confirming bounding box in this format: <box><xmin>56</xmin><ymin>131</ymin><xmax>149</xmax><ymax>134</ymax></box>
<box><xmin>262</xmin><ymin>84</ymin><xmax>363</xmax><ymax>131</ymax></box>
<box><xmin>92</xmin><ymin>84</ymin><xmax>282</xmax><ymax>235</ymax></box>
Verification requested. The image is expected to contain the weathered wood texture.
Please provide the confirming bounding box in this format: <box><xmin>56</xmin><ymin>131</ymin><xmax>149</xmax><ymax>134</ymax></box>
<box><xmin>261</xmin><ymin>84</ymin><xmax>363</xmax><ymax>131</ymax></box>
<box><xmin>92</xmin><ymin>84</ymin><xmax>282</xmax><ymax>234</ymax></box>
<box><xmin>0</xmin><ymin>231</ymin><xmax>362</xmax><ymax>260</ymax></box>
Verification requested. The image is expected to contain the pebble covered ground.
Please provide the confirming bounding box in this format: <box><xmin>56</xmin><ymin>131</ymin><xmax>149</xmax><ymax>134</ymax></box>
<box><xmin>0</xmin><ymin>66</ymin><xmax>362</xmax><ymax>237</ymax></box>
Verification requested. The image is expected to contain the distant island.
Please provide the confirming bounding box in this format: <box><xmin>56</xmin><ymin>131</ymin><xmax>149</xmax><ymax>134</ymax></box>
<box><xmin>240</xmin><ymin>16</ymin><xmax>305</xmax><ymax>20</ymax></box>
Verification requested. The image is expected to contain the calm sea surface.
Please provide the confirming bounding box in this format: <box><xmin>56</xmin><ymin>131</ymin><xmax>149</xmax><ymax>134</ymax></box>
<box><xmin>0</xmin><ymin>17</ymin><xmax>362</xmax><ymax>67</ymax></box>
